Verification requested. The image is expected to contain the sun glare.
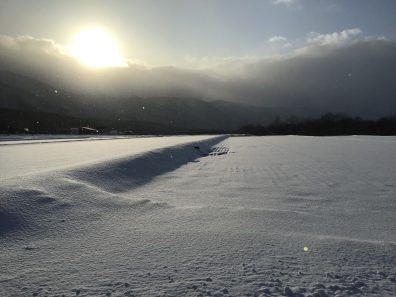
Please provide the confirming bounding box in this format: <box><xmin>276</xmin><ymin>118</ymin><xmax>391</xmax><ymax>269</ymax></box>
<box><xmin>70</xmin><ymin>28</ymin><xmax>127</xmax><ymax>68</ymax></box>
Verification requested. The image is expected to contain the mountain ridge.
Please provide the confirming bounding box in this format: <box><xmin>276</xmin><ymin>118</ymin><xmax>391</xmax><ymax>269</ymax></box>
<box><xmin>0</xmin><ymin>71</ymin><xmax>277</xmax><ymax>133</ymax></box>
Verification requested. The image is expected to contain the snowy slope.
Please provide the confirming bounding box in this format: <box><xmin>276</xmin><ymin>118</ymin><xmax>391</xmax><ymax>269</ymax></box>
<box><xmin>0</xmin><ymin>135</ymin><xmax>395</xmax><ymax>297</ymax></box>
<box><xmin>0</xmin><ymin>135</ymin><xmax>221</xmax><ymax>180</ymax></box>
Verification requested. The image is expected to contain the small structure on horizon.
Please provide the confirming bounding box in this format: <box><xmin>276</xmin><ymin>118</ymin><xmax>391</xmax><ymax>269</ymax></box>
<box><xmin>70</xmin><ymin>127</ymin><xmax>99</xmax><ymax>135</ymax></box>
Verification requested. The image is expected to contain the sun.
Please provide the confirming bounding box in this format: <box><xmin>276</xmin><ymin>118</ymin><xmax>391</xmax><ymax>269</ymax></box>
<box><xmin>70</xmin><ymin>28</ymin><xmax>127</xmax><ymax>68</ymax></box>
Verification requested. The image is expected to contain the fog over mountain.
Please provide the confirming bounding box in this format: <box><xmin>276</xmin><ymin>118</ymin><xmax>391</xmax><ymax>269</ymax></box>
<box><xmin>0</xmin><ymin>31</ymin><xmax>395</xmax><ymax>119</ymax></box>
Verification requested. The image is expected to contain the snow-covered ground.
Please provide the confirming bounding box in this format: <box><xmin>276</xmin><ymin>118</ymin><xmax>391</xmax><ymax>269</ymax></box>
<box><xmin>1</xmin><ymin>135</ymin><xmax>395</xmax><ymax>297</ymax></box>
<box><xmin>0</xmin><ymin>134</ymin><xmax>131</xmax><ymax>145</ymax></box>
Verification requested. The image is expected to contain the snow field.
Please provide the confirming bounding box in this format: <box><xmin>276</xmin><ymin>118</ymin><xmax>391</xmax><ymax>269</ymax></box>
<box><xmin>0</xmin><ymin>135</ymin><xmax>395</xmax><ymax>296</ymax></box>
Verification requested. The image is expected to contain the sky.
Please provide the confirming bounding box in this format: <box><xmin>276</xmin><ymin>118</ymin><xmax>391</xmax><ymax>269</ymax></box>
<box><xmin>0</xmin><ymin>0</ymin><xmax>395</xmax><ymax>67</ymax></box>
<box><xmin>0</xmin><ymin>0</ymin><xmax>395</xmax><ymax>117</ymax></box>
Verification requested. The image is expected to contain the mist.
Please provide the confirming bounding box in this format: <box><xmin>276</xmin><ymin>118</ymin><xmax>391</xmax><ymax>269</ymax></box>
<box><xmin>0</xmin><ymin>34</ymin><xmax>395</xmax><ymax>118</ymax></box>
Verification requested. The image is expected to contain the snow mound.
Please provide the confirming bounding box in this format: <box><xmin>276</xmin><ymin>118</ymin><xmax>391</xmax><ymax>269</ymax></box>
<box><xmin>67</xmin><ymin>136</ymin><xmax>226</xmax><ymax>193</ymax></box>
<box><xmin>0</xmin><ymin>135</ymin><xmax>227</xmax><ymax>237</ymax></box>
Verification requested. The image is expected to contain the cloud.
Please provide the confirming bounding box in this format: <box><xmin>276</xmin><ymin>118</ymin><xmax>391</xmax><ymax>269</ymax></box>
<box><xmin>267</xmin><ymin>36</ymin><xmax>293</xmax><ymax>49</ymax></box>
<box><xmin>233</xmin><ymin>39</ymin><xmax>396</xmax><ymax>117</ymax></box>
<box><xmin>271</xmin><ymin>0</ymin><xmax>302</xmax><ymax>9</ymax></box>
<box><xmin>271</xmin><ymin>0</ymin><xmax>298</xmax><ymax>5</ymax></box>
<box><xmin>0</xmin><ymin>35</ymin><xmax>67</xmax><ymax>60</ymax></box>
<box><xmin>0</xmin><ymin>33</ymin><xmax>395</xmax><ymax>119</ymax></box>
<box><xmin>268</xmin><ymin>35</ymin><xmax>288</xmax><ymax>43</ymax></box>
<box><xmin>0</xmin><ymin>35</ymin><xmax>66</xmax><ymax>56</ymax></box>
<box><xmin>307</xmin><ymin>28</ymin><xmax>362</xmax><ymax>46</ymax></box>
<box><xmin>0</xmin><ymin>35</ymin><xmax>80</xmax><ymax>85</ymax></box>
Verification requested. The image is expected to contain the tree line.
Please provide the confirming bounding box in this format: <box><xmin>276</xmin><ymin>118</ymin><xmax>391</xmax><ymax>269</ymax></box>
<box><xmin>239</xmin><ymin>113</ymin><xmax>396</xmax><ymax>136</ymax></box>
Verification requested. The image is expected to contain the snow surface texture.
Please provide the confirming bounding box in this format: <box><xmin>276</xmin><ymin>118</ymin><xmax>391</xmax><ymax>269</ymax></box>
<box><xmin>1</xmin><ymin>135</ymin><xmax>396</xmax><ymax>297</ymax></box>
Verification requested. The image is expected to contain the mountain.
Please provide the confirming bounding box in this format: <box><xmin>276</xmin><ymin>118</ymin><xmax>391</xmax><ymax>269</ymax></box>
<box><xmin>0</xmin><ymin>71</ymin><xmax>276</xmax><ymax>133</ymax></box>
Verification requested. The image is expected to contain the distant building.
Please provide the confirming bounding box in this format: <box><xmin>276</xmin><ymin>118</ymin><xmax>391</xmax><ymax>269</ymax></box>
<box><xmin>70</xmin><ymin>127</ymin><xmax>99</xmax><ymax>135</ymax></box>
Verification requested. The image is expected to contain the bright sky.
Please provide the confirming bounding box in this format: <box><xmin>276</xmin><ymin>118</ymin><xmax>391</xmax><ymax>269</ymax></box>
<box><xmin>0</xmin><ymin>0</ymin><xmax>395</xmax><ymax>67</ymax></box>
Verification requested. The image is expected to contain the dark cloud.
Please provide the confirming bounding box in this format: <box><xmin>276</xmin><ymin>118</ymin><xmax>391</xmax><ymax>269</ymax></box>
<box><xmin>0</xmin><ymin>34</ymin><xmax>395</xmax><ymax>118</ymax></box>
<box><xmin>224</xmin><ymin>39</ymin><xmax>396</xmax><ymax>117</ymax></box>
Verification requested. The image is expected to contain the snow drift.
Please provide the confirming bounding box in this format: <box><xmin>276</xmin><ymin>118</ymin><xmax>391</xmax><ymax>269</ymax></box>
<box><xmin>0</xmin><ymin>135</ymin><xmax>227</xmax><ymax>237</ymax></box>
